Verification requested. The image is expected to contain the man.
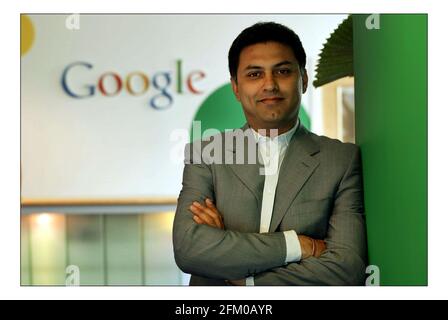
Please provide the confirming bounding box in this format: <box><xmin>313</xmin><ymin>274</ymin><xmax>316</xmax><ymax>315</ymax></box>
<box><xmin>173</xmin><ymin>22</ymin><xmax>367</xmax><ymax>285</ymax></box>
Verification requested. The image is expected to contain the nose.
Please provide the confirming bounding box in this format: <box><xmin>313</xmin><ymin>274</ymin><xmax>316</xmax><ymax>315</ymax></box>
<box><xmin>262</xmin><ymin>73</ymin><xmax>279</xmax><ymax>92</ymax></box>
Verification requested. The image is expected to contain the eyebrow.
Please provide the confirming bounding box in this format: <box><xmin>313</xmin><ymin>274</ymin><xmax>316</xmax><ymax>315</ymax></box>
<box><xmin>243</xmin><ymin>60</ymin><xmax>294</xmax><ymax>71</ymax></box>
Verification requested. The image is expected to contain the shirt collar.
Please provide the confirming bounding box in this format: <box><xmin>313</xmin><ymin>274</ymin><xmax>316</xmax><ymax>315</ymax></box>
<box><xmin>251</xmin><ymin>120</ymin><xmax>299</xmax><ymax>146</ymax></box>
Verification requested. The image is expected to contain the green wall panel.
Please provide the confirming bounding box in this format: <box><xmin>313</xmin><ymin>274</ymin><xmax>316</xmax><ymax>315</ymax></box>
<box><xmin>353</xmin><ymin>14</ymin><xmax>427</xmax><ymax>285</ymax></box>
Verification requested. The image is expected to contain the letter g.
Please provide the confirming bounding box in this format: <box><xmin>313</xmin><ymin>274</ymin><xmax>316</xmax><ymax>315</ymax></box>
<box><xmin>61</xmin><ymin>61</ymin><xmax>95</xmax><ymax>98</ymax></box>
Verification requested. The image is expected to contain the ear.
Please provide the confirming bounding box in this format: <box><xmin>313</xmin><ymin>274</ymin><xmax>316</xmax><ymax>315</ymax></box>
<box><xmin>231</xmin><ymin>77</ymin><xmax>241</xmax><ymax>101</ymax></box>
<box><xmin>301</xmin><ymin>69</ymin><xmax>308</xmax><ymax>94</ymax></box>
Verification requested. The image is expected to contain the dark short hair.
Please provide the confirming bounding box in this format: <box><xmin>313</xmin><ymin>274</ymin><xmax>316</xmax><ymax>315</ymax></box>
<box><xmin>228</xmin><ymin>22</ymin><xmax>307</xmax><ymax>81</ymax></box>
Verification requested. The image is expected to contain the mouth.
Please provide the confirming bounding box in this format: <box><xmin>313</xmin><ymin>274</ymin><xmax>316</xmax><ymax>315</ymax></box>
<box><xmin>258</xmin><ymin>97</ymin><xmax>285</xmax><ymax>105</ymax></box>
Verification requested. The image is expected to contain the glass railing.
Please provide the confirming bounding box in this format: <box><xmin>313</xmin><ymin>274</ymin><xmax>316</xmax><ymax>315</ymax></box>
<box><xmin>20</xmin><ymin>200</ymin><xmax>189</xmax><ymax>286</ymax></box>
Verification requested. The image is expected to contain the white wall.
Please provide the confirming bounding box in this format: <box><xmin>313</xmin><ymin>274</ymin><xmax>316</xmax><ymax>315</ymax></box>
<box><xmin>21</xmin><ymin>14</ymin><xmax>347</xmax><ymax>199</ymax></box>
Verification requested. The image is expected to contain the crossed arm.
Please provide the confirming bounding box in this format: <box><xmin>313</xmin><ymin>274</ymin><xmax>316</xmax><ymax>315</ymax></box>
<box><xmin>173</xmin><ymin>144</ymin><xmax>367</xmax><ymax>285</ymax></box>
<box><xmin>189</xmin><ymin>198</ymin><xmax>326</xmax><ymax>285</ymax></box>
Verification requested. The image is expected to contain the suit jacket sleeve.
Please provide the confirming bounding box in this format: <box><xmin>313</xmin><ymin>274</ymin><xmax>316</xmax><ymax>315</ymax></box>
<box><xmin>253</xmin><ymin>146</ymin><xmax>367</xmax><ymax>285</ymax></box>
<box><xmin>173</xmin><ymin>142</ymin><xmax>289</xmax><ymax>280</ymax></box>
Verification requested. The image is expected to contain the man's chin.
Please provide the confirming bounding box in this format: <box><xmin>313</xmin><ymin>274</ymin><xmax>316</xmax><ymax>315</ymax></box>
<box><xmin>259</xmin><ymin>112</ymin><xmax>283</xmax><ymax>124</ymax></box>
<box><xmin>256</xmin><ymin>118</ymin><xmax>285</xmax><ymax>130</ymax></box>
<box><xmin>255</xmin><ymin>112</ymin><xmax>298</xmax><ymax>129</ymax></box>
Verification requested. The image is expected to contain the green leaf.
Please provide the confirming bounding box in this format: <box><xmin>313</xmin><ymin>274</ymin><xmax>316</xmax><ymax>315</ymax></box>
<box><xmin>313</xmin><ymin>15</ymin><xmax>353</xmax><ymax>88</ymax></box>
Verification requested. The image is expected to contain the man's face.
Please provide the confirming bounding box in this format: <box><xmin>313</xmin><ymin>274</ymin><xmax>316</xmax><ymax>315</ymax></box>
<box><xmin>231</xmin><ymin>41</ymin><xmax>308</xmax><ymax>132</ymax></box>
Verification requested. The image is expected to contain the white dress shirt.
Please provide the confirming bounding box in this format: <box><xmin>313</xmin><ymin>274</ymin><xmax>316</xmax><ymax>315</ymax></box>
<box><xmin>246</xmin><ymin>120</ymin><xmax>302</xmax><ymax>285</ymax></box>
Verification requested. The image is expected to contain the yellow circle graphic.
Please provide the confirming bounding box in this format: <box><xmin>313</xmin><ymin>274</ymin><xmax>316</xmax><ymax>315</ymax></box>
<box><xmin>21</xmin><ymin>15</ymin><xmax>35</xmax><ymax>56</ymax></box>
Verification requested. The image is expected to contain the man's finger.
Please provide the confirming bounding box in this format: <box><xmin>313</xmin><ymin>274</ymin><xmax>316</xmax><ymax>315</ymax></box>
<box><xmin>314</xmin><ymin>240</ymin><xmax>326</xmax><ymax>257</ymax></box>
<box><xmin>189</xmin><ymin>205</ymin><xmax>216</xmax><ymax>226</ymax></box>
<box><xmin>201</xmin><ymin>206</ymin><xmax>223</xmax><ymax>229</ymax></box>
<box><xmin>205</xmin><ymin>198</ymin><xmax>218</xmax><ymax>213</ymax></box>
<box><xmin>193</xmin><ymin>215</ymin><xmax>205</xmax><ymax>225</ymax></box>
<box><xmin>203</xmin><ymin>206</ymin><xmax>224</xmax><ymax>229</ymax></box>
<box><xmin>193</xmin><ymin>202</ymin><xmax>223</xmax><ymax>229</ymax></box>
<box><xmin>205</xmin><ymin>200</ymin><xmax>225</xmax><ymax>227</ymax></box>
<box><xmin>203</xmin><ymin>203</ymin><xmax>224</xmax><ymax>226</ymax></box>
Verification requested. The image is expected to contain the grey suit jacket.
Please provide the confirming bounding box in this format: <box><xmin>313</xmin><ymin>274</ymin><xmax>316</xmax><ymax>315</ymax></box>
<box><xmin>173</xmin><ymin>123</ymin><xmax>367</xmax><ymax>285</ymax></box>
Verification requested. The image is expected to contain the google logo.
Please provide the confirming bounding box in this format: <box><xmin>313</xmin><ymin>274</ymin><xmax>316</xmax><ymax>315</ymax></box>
<box><xmin>61</xmin><ymin>60</ymin><xmax>206</xmax><ymax>110</ymax></box>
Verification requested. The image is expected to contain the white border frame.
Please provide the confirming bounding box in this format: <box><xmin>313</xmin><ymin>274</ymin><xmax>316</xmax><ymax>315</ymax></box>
<box><xmin>1</xmin><ymin>0</ymin><xmax>443</xmax><ymax>300</ymax></box>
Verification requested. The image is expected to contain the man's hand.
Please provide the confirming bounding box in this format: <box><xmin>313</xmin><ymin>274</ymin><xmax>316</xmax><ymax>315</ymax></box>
<box><xmin>298</xmin><ymin>235</ymin><xmax>326</xmax><ymax>259</ymax></box>
<box><xmin>190</xmin><ymin>199</ymin><xmax>247</xmax><ymax>285</ymax></box>
<box><xmin>189</xmin><ymin>198</ymin><xmax>224</xmax><ymax>230</ymax></box>
<box><xmin>225</xmin><ymin>279</ymin><xmax>246</xmax><ymax>286</ymax></box>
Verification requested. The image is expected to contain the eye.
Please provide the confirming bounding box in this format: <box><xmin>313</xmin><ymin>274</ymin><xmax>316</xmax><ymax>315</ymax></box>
<box><xmin>247</xmin><ymin>71</ymin><xmax>261</xmax><ymax>78</ymax></box>
<box><xmin>277</xmin><ymin>68</ymin><xmax>291</xmax><ymax>75</ymax></box>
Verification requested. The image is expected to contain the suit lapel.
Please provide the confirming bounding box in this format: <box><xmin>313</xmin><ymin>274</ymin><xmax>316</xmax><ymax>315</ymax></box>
<box><xmin>226</xmin><ymin>124</ymin><xmax>264</xmax><ymax>206</ymax></box>
<box><xmin>224</xmin><ymin>123</ymin><xmax>320</xmax><ymax>229</ymax></box>
<box><xmin>269</xmin><ymin>124</ymin><xmax>321</xmax><ymax>232</ymax></box>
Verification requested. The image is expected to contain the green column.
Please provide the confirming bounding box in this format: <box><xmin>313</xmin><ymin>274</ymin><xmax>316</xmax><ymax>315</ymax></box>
<box><xmin>353</xmin><ymin>14</ymin><xmax>427</xmax><ymax>285</ymax></box>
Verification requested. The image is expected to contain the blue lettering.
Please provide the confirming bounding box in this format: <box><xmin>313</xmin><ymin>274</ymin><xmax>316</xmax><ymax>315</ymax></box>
<box><xmin>61</xmin><ymin>61</ymin><xmax>95</xmax><ymax>98</ymax></box>
<box><xmin>150</xmin><ymin>72</ymin><xmax>173</xmax><ymax>110</ymax></box>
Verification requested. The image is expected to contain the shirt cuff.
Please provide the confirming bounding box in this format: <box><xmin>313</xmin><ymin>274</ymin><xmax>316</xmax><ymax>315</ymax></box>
<box><xmin>246</xmin><ymin>276</ymin><xmax>255</xmax><ymax>286</ymax></box>
<box><xmin>283</xmin><ymin>230</ymin><xmax>302</xmax><ymax>264</ymax></box>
